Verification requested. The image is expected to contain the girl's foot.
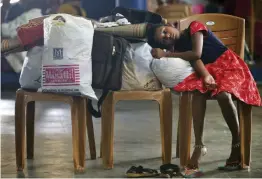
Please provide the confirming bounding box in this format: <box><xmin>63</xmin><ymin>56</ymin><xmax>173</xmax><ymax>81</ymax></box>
<box><xmin>182</xmin><ymin>145</ymin><xmax>207</xmax><ymax>178</ymax></box>
<box><xmin>181</xmin><ymin>167</ymin><xmax>204</xmax><ymax>178</ymax></box>
<box><xmin>187</xmin><ymin>145</ymin><xmax>207</xmax><ymax>169</ymax></box>
<box><xmin>218</xmin><ymin>143</ymin><xmax>241</xmax><ymax>171</ymax></box>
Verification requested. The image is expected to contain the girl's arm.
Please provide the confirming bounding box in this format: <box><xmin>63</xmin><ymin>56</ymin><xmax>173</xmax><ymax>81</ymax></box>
<box><xmin>191</xmin><ymin>59</ymin><xmax>210</xmax><ymax>78</ymax></box>
<box><xmin>166</xmin><ymin>31</ymin><xmax>210</xmax><ymax>77</ymax></box>
<box><xmin>165</xmin><ymin>31</ymin><xmax>203</xmax><ymax>61</ymax></box>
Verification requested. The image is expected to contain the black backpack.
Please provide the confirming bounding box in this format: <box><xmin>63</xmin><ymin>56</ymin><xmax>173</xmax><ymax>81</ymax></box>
<box><xmin>88</xmin><ymin>31</ymin><xmax>128</xmax><ymax>118</ymax></box>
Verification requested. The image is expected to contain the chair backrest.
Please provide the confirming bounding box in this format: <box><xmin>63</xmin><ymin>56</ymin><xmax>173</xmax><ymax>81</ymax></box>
<box><xmin>178</xmin><ymin>13</ymin><xmax>245</xmax><ymax>58</ymax></box>
<box><xmin>156</xmin><ymin>4</ymin><xmax>192</xmax><ymax>23</ymax></box>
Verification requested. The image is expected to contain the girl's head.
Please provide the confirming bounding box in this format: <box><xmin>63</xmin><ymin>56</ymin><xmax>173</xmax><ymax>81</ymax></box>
<box><xmin>146</xmin><ymin>23</ymin><xmax>180</xmax><ymax>49</ymax></box>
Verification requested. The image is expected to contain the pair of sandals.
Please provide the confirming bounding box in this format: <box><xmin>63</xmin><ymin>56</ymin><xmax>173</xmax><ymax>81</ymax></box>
<box><xmin>126</xmin><ymin>164</ymin><xmax>180</xmax><ymax>178</ymax></box>
<box><xmin>125</xmin><ymin>160</ymin><xmax>241</xmax><ymax>179</ymax></box>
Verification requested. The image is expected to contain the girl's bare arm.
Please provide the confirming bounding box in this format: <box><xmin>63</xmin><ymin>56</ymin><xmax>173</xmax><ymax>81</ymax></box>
<box><xmin>165</xmin><ymin>31</ymin><xmax>210</xmax><ymax>77</ymax></box>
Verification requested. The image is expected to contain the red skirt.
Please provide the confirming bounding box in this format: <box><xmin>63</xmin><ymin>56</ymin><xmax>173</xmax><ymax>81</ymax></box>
<box><xmin>174</xmin><ymin>50</ymin><xmax>262</xmax><ymax>106</ymax></box>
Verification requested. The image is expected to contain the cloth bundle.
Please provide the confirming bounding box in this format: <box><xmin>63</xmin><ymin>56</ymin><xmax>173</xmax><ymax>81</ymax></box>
<box><xmin>16</xmin><ymin>16</ymin><xmax>45</xmax><ymax>49</ymax></box>
<box><xmin>1</xmin><ymin>16</ymin><xmax>46</xmax><ymax>55</ymax></box>
<box><xmin>121</xmin><ymin>42</ymin><xmax>162</xmax><ymax>91</ymax></box>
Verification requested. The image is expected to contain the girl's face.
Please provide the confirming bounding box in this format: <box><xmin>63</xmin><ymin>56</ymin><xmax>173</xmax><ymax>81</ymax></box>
<box><xmin>154</xmin><ymin>26</ymin><xmax>180</xmax><ymax>46</ymax></box>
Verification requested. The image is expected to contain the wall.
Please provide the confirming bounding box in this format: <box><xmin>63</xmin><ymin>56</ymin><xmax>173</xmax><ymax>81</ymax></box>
<box><xmin>115</xmin><ymin>0</ymin><xmax>147</xmax><ymax>10</ymax></box>
<box><xmin>81</xmin><ymin>0</ymin><xmax>116</xmax><ymax>20</ymax></box>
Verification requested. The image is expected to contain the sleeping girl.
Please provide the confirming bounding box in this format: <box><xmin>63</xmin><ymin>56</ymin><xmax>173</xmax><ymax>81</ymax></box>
<box><xmin>147</xmin><ymin>21</ymin><xmax>261</xmax><ymax>178</ymax></box>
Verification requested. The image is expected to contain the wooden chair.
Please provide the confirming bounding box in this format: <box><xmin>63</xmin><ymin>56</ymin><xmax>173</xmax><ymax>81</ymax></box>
<box><xmin>100</xmin><ymin>88</ymin><xmax>173</xmax><ymax>169</ymax></box>
<box><xmin>175</xmin><ymin>14</ymin><xmax>252</xmax><ymax>170</ymax></box>
<box><xmin>15</xmin><ymin>89</ymin><xmax>96</xmax><ymax>172</ymax></box>
<box><xmin>155</xmin><ymin>4</ymin><xmax>192</xmax><ymax>23</ymax></box>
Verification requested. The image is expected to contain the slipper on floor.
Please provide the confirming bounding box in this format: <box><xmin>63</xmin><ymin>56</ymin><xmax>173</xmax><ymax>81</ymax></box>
<box><xmin>160</xmin><ymin>164</ymin><xmax>180</xmax><ymax>177</ymax></box>
<box><xmin>181</xmin><ymin>168</ymin><xmax>204</xmax><ymax>178</ymax></box>
<box><xmin>126</xmin><ymin>166</ymin><xmax>159</xmax><ymax>178</ymax></box>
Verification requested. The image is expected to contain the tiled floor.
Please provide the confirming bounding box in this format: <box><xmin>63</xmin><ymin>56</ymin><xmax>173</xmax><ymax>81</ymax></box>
<box><xmin>1</xmin><ymin>89</ymin><xmax>262</xmax><ymax>178</ymax></box>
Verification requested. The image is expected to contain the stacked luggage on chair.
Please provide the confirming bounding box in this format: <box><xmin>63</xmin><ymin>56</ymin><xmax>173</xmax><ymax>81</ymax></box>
<box><xmin>1</xmin><ymin>6</ymin><xmax>175</xmax><ymax>172</ymax></box>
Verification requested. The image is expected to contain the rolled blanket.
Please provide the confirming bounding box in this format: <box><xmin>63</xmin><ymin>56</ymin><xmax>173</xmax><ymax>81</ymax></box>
<box><xmin>95</xmin><ymin>23</ymin><xmax>147</xmax><ymax>39</ymax></box>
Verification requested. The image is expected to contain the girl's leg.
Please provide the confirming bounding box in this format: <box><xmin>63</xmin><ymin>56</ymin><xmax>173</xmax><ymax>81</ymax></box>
<box><xmin>216</xmin><ymin>92</ymin><xmax>240</xmax><ymax>162</ymax></box>
<box><xmin>187</xmin><ymin>91</ymin><xmax>208</xmax><ymax>168</ymax></box>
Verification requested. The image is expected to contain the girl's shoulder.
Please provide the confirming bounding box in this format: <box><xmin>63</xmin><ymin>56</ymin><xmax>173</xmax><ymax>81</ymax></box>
<box><xmin>188</xmin><ymin>21</ymin><xmax>208</xmax><ymax>36</ymax></box>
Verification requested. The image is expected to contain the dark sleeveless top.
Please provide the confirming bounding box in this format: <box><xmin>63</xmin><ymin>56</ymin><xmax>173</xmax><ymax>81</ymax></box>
<box><xmin>174</xmin><ymin>21</ymin><xmax>228</xmax><ymax>64</ymax></box>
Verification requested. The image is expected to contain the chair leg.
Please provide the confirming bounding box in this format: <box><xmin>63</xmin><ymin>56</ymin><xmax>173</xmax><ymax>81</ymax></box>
<box><xmin>101</xmin><ymin>92</ymin><xmax>115</xmax><ymax>169</ymax></box>
<box><xmin>85</xmin><ymin>99</ymin><xmax>96</xmax><ymax>160</ymax></box>
<box><xmin>159</xmin><ymin>89</ymin><xmax>173</xmax><ymax>164</ymax></box>
<box><xmin>176</xmin><ymin>119</ymin><xmax>180</xmax><ymax>158</ymax></box>
<box><xmin>179</xmin><ymin>92</ymin><xmax>192</xmax><ymax>167</ymax></box>
<box><xmin>26</xmin><ymin>101</ymin><xmax>35</xmax><ymax>159</ymax></box>
<box><xmin>77</xmin><ymin>98</ymin><xmax>87</xmax><ymax>170</ymax></box>
<box><xmin>71</xmin><ymin>97</ymin><xmax>81</xmax><ymax>172</ymax></box>
<box><xmin>100</xmin><ymin>124</ymin><xmax>103</xmax><ymax>158</ymax></box>
<box><xmin>15</xmin><ymin>91</ymin><xmax>26</xmax><ymax>171</ymax></box>
<box><xmin>237</xmin><ymin>101</ymin><xmax>252</xmax><ymax>169</ymax></box>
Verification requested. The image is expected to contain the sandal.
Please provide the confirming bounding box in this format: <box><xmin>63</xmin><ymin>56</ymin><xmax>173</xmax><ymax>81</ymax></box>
<box><xmin>126</xmin><ymin>166</ymin><xmax>159</xmax><ymax>178</ymax></box>
<box><xmin>217</xmin><ymin>160</ymin><xmax>241</xmax><ymax>171</ymax></box>
<box><xmin>181</xmin><ymin>167</ymin><xmax>204</xmax><ymax>178</ymax></box>
<box><xmin>218</xmin><ymin>143</ymin><xmax>242</xmax><ymax>171</ymax></box>
<box><xmin>160</xmin><ymin>164</ymin><xmax>180</xmax><ymax>177</ymax></box>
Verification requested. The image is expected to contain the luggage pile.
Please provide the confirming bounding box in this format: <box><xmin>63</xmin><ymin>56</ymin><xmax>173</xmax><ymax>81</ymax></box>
<box><xmin>1</xmin><ymin>7</ymin><xmax>167</xmax><ymax>117</ymax></box>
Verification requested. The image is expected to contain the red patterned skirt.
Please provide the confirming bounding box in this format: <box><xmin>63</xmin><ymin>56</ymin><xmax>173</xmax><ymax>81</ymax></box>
<box><xmin>174</xmin><ymin>49</ymin><xmax>262</xmax><ymax>106</ymax></box>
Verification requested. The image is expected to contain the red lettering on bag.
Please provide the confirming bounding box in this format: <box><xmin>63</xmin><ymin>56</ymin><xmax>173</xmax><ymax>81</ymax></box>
<box><xmin>43</xmin><ymin>67</ymin><xmax>79</xmax><ymax>84</ymax></box>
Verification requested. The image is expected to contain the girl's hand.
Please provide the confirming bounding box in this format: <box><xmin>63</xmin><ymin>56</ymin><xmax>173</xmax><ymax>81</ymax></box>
<box><xmin>203</xmin><ymin>74</ymin><xmax>217</xmax><ymax>90</ymax></box>
<box><xmin>151</xmin><ymin>48</ymin><xmax>166</xmax><ymax>59</ymax></box>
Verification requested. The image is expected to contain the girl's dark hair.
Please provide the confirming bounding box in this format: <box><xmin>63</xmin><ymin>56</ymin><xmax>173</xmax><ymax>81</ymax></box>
<box><xmin>146</xmin><ymin>23</ymin><xmax>170</xmax><ymax>49</ymax></box>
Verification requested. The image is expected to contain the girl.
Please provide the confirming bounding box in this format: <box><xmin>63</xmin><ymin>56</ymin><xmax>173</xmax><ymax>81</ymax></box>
<box><xmin>146</xmin><ymin>21</ymin><xmax>261</xmax><ymax>177</ymax></box>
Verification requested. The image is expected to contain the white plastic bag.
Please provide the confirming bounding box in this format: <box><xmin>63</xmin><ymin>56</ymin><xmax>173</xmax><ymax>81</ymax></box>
<box><xmin>19</xmin><ymin>46</ymin><xmax>43</xmax><ymax>89</ymax></box>
<box><xmin>151</xmin><ymin>57</ymin><xmax>194</xmax><ymax>88</ymax></box>
<box><xmin>121</xmin><ymin>42</ymin><xmax>161</xmax><ymax>90</ymax></box>
<box><xmin>5</xmin><ymin>51</ymin><xmax>27</xmax><ymax>73</ymax></box>
<box><xmin>40</xmin><ymin>14</ymin><xmax>97</xmax><ymax>100</ymax></box>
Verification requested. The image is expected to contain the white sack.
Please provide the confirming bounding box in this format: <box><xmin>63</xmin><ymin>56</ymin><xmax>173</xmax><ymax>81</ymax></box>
<box><xmin>19</xmin><ymin>47</ymin><xmax>43</xmax><ymax>89</ymax></box>
<box><xmin>40</xmin><ymin>14</ymin><xmax>97</xmax><ymax>100</ymax></box>
<box><xmin>151</xmin><ymin>57</ymin><xmax>194</xmax><ymax>88</ymax></box>
<box><xmin>121</xmin><ymin>43</ymin><xmax>162</xmax><ymax>90</ymax></box>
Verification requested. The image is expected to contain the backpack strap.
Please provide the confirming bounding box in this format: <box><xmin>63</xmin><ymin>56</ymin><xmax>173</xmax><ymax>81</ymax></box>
<box><xmin>87</xmin><ymin>89</ymin><xmax>109</xmax><ymax>118</ymax></box>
